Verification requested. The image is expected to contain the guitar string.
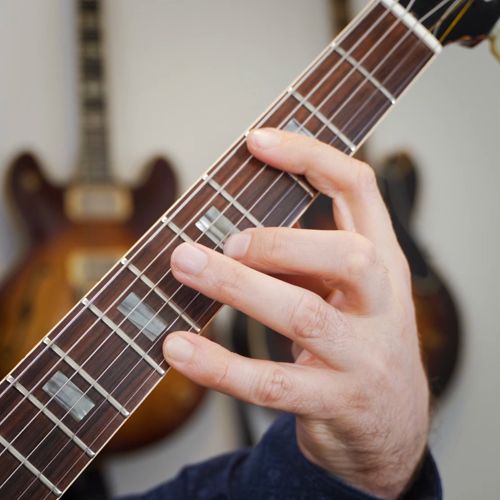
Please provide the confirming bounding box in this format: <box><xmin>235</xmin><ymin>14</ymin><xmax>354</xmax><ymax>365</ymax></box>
<box><xmin>341</xmin><ymin>0</ymin><xmax>467</xmax><ymax>147</ymax></box>
<box><xmin>23</xmin><ymin>0</ymin><xmax>454</xmax><ymax>493</ymax></box>
<box><xmin>1</xmin><ymin>1</ymin><xmax>447</xmax><ymax>491</ymax></box>
<box><xmin>2</xmin><ymin>1</ymin><xmax>452</xmax><ymax>493</ymax></box>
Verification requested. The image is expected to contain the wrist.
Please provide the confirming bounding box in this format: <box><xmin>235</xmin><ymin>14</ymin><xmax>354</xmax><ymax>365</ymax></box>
<box><xmin>296</xmin><ymin>420</ymin><xmax>428</xmax><ymax>499</ymax></box>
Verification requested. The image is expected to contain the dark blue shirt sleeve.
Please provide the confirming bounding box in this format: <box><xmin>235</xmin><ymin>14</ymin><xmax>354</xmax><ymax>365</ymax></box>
<box><xmin>121</xmin><ymin>414</ymin><xmax>441</xmax><ymax>500</ymax></box>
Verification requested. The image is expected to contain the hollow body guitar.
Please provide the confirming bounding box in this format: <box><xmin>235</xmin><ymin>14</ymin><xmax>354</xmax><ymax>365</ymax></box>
<box><xmin>0</xmin><ymin>0</ymin><xmax>204</xmax><ymax>456</ymax></box>
<box><xmin>0</xmin><ymin>154</ymin><xmax>206</xmax><ymax>453</ymax></box>
<box><xmin>0</xmin><ymin>0</ymin><xmax>498</xmax><ymax>498</ymax></box>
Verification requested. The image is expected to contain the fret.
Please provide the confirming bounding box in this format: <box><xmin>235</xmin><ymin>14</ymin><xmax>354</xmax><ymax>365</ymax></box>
<box><xmin>0</xmin><ymin>440</ymin><xmax>54</xmax><ymax>498</ymax></box>
<box><xmin>339</xmin><ymin>4</ymin><xmax>435</xmax><ymax>98</ymax></box>
<box><xmin>43</xmin><ymin>339</ymin><xmax>130</xmax><ymax>417</ymax></box>
<box><xmin>160</xmin><ymin>216</ymin><xmax>193</xmax><ymax>243</ymax></box>
<box><xmin>0</xmin><ymin>436</ymin><xmax>62</xmax><ymax>497</ymax></box>
<box><xmin>169</xmin><ymin>181</ymin><xmax>257</xmax><ymax>245</ymax></box>
<box><xmin>7</xmin><ymin>344</ymin><xmax>125</xmax><ymax>451</ymax></box>
<box><xmin>208</xmin><ymin>142</ymin><xmax>316</xmax><ymax>226</ymax></box>
<box><xmin>89</xmin><ymin>262</ymin><xmax>198</xmax><ymax>347</ymax></box>
<box><xmin>126</xmin><ymin>262</ymin><xmax>202</xmax><ymax>333</ymax></box>
<box><xmin>258</xmin><ymin>91</ymin><xmax>341</xmax><ymax>151</ymax></box>
<box><xmin>6</xmin><ymin>376</ymin><xmax>95</xmax><ymax>457</ymax></box>
<box><xmin>334</xmin><ymin>45</ymin><xmax>396</xmax><ymax>104</ymax></box>
<box><xmin>127</xmin><ymin>239</ymin><xmax>221</xmax><ymax>328</ymax></box>
<box><xmin>83</xmin><ymin>298</ymin><xmax>166</xmax><ymax>375</ymax></box>
<box><xmin>288</xmin><ymin>173</ymin><xmax>316</xmax><ymax>198</ymax></box>
<box><xmin>202</xmin><ymin>174</ymin><xmax>264</xmax><ymax>228</ymax></box>
<box><xmin>0</xmin><ymin>376</ymin><xmax>91</xmax><ymax>492</ymax></box>
<box><xmin>379</xmin><ymin>0</ymin><xmax>441</xmax><ymax>53</ymax></box>
<box><xmin>289</xmin><ymin>90</ymin><xmax>356</xmax><ymax>152</ymax></box>
<box><xmin>47</xmin><ymin>307</ymin><xmax>163</xmax><ymax>409</ymax></box>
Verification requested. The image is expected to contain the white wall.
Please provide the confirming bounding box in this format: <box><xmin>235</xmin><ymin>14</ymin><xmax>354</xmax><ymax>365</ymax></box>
<box><xmin>0</xmin><ymin>0</ymin><xmax>499</xmax><ymax>497</ymax></box>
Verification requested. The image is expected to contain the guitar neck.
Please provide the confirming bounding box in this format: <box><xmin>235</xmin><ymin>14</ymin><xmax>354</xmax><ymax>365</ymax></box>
<box><xmin>0</xmin><ymin>1</ymin><xmax>440</xmax><ymax>497</ymax></box>
<box><xmin>77</xmin><ymin>0</ymin><xmax>111</xmax><ymax>183</ymax></box>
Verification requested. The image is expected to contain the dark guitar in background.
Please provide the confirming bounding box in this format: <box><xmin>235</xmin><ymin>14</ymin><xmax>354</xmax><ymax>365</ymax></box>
<box><xmin>0</xmin><ymin>0</ymin><xmax>205</xmax><ymax>470</ymax></box>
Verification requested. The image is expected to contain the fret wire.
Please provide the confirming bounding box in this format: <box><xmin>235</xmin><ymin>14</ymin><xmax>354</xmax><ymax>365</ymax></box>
<box><xmin>335</xmin><ymin>46</ymin><xmax>396</xmax><ymax>104</ymax></box>
<box><xmin>350</xmin><ymin>25</ymin><xmax>439</xmax><ymax>146</ymax></box>
<box><xmin>0</xmin><ymin>1</ymin><xmax>440</xmax><ymax>492</ymax></box>
<box><xmin>0</xmin><ymin>435</ymin><xmax>63</xmax><ymax>497</ymax></box>
<box><xmin>323</xmin><ymin>25</ymin><xmax>433</xmax><ymax>146</ymax></box>
<box><xmin>6</xmin><ymin>376</ymin><xmax>95</xmax><ymax>458</ymax></box>
<box><xmin>285</xmin><ymin>2</ymin><xmax>423</xmax><ymax>152</ymax></box>
<box><xmin>320</xmin><ymin>11</ymin><xmax>435</xmax><ymax>150</ymax></box>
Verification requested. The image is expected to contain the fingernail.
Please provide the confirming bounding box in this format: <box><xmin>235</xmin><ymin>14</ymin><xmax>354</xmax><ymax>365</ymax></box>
<box><xmin>224</xmin><ymin>232</ymin><xmax>251</xmax><ymax>259</ymax></box>
<box><xmin>249</xmin><ymin>128</ymin><xmax>281</xmax><ymax>149</ymax></box>
<box><xmin>172</xmin><ymin>243</ymin><xmax>208</xmax><ymax>275</ymax></box>
<box><xmin>164</xmin><ymin>336</ymin><xmax>194</xmax><ymax>363</ymax></box>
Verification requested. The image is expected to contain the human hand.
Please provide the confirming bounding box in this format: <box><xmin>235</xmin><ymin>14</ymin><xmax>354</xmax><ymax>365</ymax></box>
<box><xmin>163</xmin><ymin>128</ymin><xmax>430</xmax><ymax>498</ymax></box>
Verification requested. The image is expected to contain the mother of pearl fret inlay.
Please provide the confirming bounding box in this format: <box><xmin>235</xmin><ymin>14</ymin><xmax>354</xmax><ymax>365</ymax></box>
<box><xmin>284</xmin><ymin>118</ymin><xmax>314</xmax><ymax>137</ymax></box>
<box><xmin>43</xmin><ymin>371</ymin><xmax>95</xmax><ymax>423</ymax></box>
<box><xmin>82</xmin><ymin>298</ymin><xmax>166</xmax><ymax>375</ymax></box>
<box><xmin>7</xmin><ymin>376</ymin><xmax>95</xmax><ymax>457</ymax></box>
<box><xmin>196</xmin><ymin>206</ymin><xmax>239</xmax><ymax>247</ymax></box>
<box><xmin>125</xmin><ymin>262</ymin><xmax>201</xmax><ymax>333</ymax></box>
<box><xmin>118</xmin><ymin>292</ymin><xmax>167</xmax><ymax>341</ymax></box>
<box><xmin>0</xmin><ymin>435</ymin><xmax>63</xmax><ymax>497</ymax></box>
<box><xmin>43</xmin><ymin>338</ymin><xmax>130</xmax><ymax>417</ymax></box>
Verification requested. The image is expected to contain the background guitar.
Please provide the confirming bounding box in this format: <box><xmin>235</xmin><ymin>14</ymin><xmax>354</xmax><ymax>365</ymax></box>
<box><xmin>0</xmin><ymin>0</ymin><xmax>204</xmax><ymax>460</ymax></box>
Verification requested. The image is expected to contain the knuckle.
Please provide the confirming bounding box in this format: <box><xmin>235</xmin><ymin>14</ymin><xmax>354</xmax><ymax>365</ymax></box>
<box><xmin>289</xmin><ymin>292</ymin><xmax>330</xmax><ymax>341</ymax></box>
<box><xmin>343</xmin><ymin>381</ymin><xmax>371</xmax><ymax>414</ymax></box>
<box><xmin>258</xmin><ymin>229</ymin><xmax>286</xmax><ymax>265</ymax></box>
<box><xmin>213</xmin><ymin>264</ymin><xmax>244</xmax><ymax>303</ymax></box>
<box><xmin>252</xmin><ymin>367</ymin><xmax>290</xmax><ymax>405</ymax></box>
<box><xmin>355</xmin><ymin>161</ymin><xmax>378</xmax><ymax>194</ymax></box>
<box><xmin>345</xmin><ymin>237</ymin><xmax>377</xmax><ymax>279</ymax></box>
<box><xmin>213</xmin><ymin>359</ymin><xmax>232</xmax><ymax>390</ymax></box>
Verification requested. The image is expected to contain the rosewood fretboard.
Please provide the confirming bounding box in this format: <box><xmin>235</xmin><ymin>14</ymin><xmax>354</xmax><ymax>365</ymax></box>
<box><xmin>0</xmin><ymin>0</ymin><xmax>440</xmax><ymax>497</ymax></box>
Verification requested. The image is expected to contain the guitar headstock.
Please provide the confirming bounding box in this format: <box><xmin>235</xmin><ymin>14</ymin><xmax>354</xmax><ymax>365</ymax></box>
<box><xmin>400</xmin><ymin>0</ymin><xmax>500</xmax><ymax>47</ymax></box>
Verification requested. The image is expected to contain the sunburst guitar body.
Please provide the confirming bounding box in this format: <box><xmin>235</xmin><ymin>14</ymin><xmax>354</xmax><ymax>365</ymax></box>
<box><xmin>0</xmin><ymin>154</ymin><xmax>205</xmax><ymax>454</ymax></box>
